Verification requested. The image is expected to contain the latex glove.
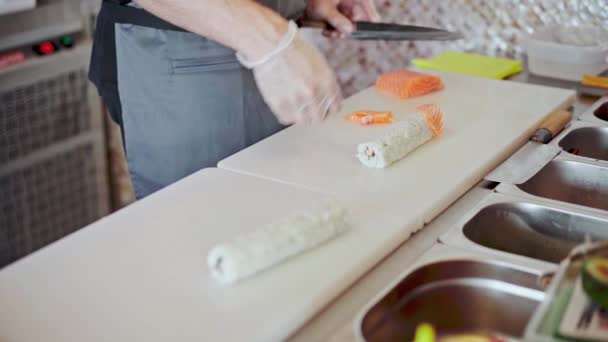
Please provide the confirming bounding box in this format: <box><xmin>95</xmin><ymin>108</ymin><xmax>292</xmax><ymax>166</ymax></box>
<box><xmin>237</xmin><ymin>21</ymin><xmax>342</xmax><ymax>125</ymax></box>
<box><xmin>306</xmin><ymin>0</ymin><xmax>381</xmax><ymax>38</ymax></box>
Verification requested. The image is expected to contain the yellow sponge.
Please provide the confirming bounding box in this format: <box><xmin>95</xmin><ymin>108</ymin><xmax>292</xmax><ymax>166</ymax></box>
<box><xmin>412</xmin><ymin>51</ymin><xmax>522</xmax><ymax>79</ymax></box>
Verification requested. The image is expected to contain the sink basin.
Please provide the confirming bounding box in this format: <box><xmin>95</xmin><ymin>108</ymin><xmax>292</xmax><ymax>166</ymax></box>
<box><xmin>517</xmin><ymin>160</ymin><xmax>608</xmax><ymax>211</ymax></box>
<box><xmin>462</xmin><ymin>202</ymin><xmax>608</xmax><ymax>263</ymax></box>
<box><xmin>359</xmin><ymin>260</ymin><xmax>544</xmax><ymax>341</ymax></box>
<box><xmin>558</xmin><ymin>127</ymin><xmax>608</xmax><ymax>161</ymax></box>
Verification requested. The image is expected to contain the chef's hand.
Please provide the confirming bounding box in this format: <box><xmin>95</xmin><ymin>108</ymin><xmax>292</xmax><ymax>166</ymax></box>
<box><xmin>238</xmin><ymin>21</ymin><xmax>342</xmax><ymax>125</ymax></box>
<box><xmin>306</xmin><ymin>0</ymin><xmax>381</xmax><ymax>38</ymax></box>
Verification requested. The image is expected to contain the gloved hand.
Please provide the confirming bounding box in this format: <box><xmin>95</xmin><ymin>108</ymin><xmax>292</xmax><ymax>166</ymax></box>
<box><xmin>237</xmin><ymin>21</ymin><xmax>342</xmax><ymax>125</ymax></box>
<box><xmin>306</xmin><ymin>0</ymin><xmax>381</xmax><ymax>38</ymax></box>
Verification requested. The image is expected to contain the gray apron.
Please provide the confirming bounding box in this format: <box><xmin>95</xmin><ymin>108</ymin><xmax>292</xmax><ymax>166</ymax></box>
<box><xmin>113</xmin><ymin>1</ymin><xmax>304</xmax><ymax>198</ymax></box>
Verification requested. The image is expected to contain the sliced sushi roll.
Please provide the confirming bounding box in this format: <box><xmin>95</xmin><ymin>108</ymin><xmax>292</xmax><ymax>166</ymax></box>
<box><xmin>357</xmin><ymin>104</ymin><xmax>444</xmax><ymax>168</ymax></box>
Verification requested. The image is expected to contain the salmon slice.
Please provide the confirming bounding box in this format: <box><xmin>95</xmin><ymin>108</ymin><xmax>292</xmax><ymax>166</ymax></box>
<box><xmin>345</xmin><ymin>110</ymin><xmax>394</xmax><ymax>126</ymax></box>
<box><xmin>417</xmin><ymin>104</ymin><xmax>444</xmax><ymax>136</ymax></box>
<box><xmin>375</xmin><ymin>70</ymin><xmax>444</xmax><ymax>99</ymax></box>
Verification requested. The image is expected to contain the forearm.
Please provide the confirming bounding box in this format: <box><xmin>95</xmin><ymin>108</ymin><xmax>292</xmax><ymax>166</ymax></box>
<box><xmin>134</xmin><ymin>0</ymin><xmax>289</xmax><ymax>61</ymax></box>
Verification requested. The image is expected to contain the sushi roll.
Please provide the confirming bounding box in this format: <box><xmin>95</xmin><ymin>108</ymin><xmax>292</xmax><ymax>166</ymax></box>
<box><xmin>207</xmin><ymin>205</ymin><xmax>350</xmax><ymax>285</ymax></box>
<box><xmin>357</xmin><ymin>104</ymin><xmax>444</xmax><ymax>168</ymax></box>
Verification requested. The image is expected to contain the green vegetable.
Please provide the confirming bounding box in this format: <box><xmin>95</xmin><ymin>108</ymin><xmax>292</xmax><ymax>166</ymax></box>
<box><xmin>414</xmin><ymin>323</ymin><xmax>436</xmax><ymax>342</ymax></box>
<box><xmin>582</xmin><ymin>257</ymin><xmax>608</xmax><ymax>309</ymax></box>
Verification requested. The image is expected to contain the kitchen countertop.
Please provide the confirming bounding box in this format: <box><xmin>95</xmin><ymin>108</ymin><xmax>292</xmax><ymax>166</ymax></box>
<box><xmin>0</xmin><ymin>169</ymin><xmax>387</xmax><ymax>342</ymax></box>
<box><xmin>288</xmin><ymin>64</ymin><xmax>606</xmax><ymax>342</ymax></box>
<box><xmin>290</xmin><ymin>184</ymin><xmax>492</xmax><ymax>342</ymax></box>
<box><xmin>0</xmin><ymin>63</ymin><xmax>601</xmax><ymax>342</ymax></box>
<box><xmin>509</xmin><ymin>59</ymin><xmax>602</xmax><ymax>116</ymax></box>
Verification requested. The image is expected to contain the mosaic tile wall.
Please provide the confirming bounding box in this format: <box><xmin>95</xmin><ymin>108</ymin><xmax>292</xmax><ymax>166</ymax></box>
<box><xmin>305</xmin><ymin>0</ymin><xmax>608</xmax><ymax>95</ymax></box>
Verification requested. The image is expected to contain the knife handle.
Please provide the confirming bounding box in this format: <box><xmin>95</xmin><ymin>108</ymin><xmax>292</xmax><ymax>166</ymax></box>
<box><xmin>531</xmin><ymin>109</ymin><xmax>572</xmax><ymax>144</ymax></box>
<box><xmin>296</xmin><ymin>18</ymin><xmax>335</xmax><ymax>31</ymax></box>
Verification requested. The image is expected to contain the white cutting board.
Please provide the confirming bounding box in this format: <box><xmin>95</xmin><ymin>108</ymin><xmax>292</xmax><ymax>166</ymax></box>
<box><xmin>219</xmin><ymin>71</ymin><xmax>575</xmax><ymax>225</ymax></box>
<box><xmin>0</xmin><ymin>168</ymin><xmax>419</xmax><ymax>342</ymax></box>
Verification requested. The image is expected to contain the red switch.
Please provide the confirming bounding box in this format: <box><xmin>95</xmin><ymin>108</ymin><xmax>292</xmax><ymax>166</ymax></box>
<box><xmin>33</xmin><ymin>41</ymin><xmax>58</xmax><ymax>55</ymax></box>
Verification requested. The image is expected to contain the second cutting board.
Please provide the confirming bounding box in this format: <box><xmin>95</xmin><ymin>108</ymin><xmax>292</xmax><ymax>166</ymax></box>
<box><xmin>219</xmin><ymin>71</ymin><xmax>575</xmax><ymax>225</ymax></box>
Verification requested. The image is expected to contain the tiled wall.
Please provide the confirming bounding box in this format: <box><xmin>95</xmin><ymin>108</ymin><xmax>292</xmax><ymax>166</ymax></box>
<box><xmin>305</xmin><ymin>0</ymin><xmax>608</xmax><ymax>95</ymax></box>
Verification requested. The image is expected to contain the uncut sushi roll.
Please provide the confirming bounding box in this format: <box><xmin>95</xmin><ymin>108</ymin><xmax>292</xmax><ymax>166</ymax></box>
<box><xmin>207</xmin><ymin>205</ymin><xmax>350</xmax><ymax>285</ymax></box>
<box><xmin>357</xmin><ymin>104</ymin><xmax>444</xmax><ymax>168</ymax></box>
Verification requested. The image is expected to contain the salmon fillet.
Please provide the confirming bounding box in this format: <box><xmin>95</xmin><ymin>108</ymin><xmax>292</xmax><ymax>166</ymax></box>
<box><xmin>345</xmin><ymin>110</ymin><xmax>394</xmax><ymax>126</ymax></box>
<box><xmin>375</xmin><ymin>70</ymin><xmax>444</xmax><ymax>99</ymax></box>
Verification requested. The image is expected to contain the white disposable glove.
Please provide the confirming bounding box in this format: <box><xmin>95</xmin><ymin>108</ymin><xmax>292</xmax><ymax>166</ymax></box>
<box><xmin>237</xmin><ymin>21</ymin><xmax>342</xmax><ymax>125</ymax></box>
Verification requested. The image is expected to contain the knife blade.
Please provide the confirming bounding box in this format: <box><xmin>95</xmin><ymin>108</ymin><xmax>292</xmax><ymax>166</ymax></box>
<box><xmin>297</xmin><ymin>19</ymin><xmax>463</xmax><ymax>41</ymax></box>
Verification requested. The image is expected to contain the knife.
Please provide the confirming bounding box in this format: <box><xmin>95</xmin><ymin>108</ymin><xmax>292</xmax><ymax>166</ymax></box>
<box><xmin>296</xmin><ymin>19</ymin><xmax>463</xmax><ymax>41</ymax></box>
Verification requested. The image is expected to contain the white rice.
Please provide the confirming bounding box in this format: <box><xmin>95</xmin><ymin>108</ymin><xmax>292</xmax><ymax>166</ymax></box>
<box><xmin>207</xmin><ymin>205</ymin><xmax>350</xmax><ymax>285</ymax></box>
<box><xmin>357</xmin><ymin>114</ymin><xmax>434</xmax><ymax>168</ymax></box>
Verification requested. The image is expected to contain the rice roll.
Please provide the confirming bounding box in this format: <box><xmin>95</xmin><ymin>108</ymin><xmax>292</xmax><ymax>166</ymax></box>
<box><xmin>357</xmin><ymin>104</ymin><xmax>444</xmax><ymax>168</ymax></box>
<box><xmin>208</xmin><ymin>205</ymin><xmax>350</xmax><ymax>285</ymax></box>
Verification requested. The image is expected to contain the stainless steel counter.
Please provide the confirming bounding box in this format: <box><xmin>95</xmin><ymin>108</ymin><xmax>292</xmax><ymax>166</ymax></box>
<box><xmin>510</xmin><ymin>60</ymin><xmax>605</xmax><ymax>116</ymax></box>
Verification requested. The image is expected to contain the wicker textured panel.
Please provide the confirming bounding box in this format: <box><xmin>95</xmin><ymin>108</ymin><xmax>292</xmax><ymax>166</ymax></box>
<box><xmin>305</xmin><ymin>0</ymin><xmax>608</xmax><ymax>95</ymax></box>
<box><xmin>0</xmin><ymin>70</ymin><xmax>91</xmax><ymax>164</ymax></box>
<box><xmin>0</xmin><ymin>144</ymin><xmax>101</xmax><ymax>268</ymax></box>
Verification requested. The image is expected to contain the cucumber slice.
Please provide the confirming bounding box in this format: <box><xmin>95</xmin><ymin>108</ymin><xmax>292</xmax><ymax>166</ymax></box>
<box><xmin>582</xmin><ymin>257</ymin><xmax>608</xmax><ymax>309</ymax></box>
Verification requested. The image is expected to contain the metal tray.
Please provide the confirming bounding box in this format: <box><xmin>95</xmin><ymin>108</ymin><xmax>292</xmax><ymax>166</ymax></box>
<box><xmin>550</xmin><ymin>120</ymin><xmax>608</xmax><ymax>165</ymax></box>
<box><xmin>578</xmin><ymin>96</ymin><xmax>608</xmax><ymax>126</ymax></box>
<box><xmin>496</xmin><ymin>155</ymin><xmax>608</xmax><ymax>215</ymax></box>
<box><xmin>354</xmin><ymin>245</ymin><xmax>552</xmax><ymax>342</ymax></box>
<box><xmin>441</xmin><ymin>193</ymin><xmax>608</xmax><ymax>265</ymax></box>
